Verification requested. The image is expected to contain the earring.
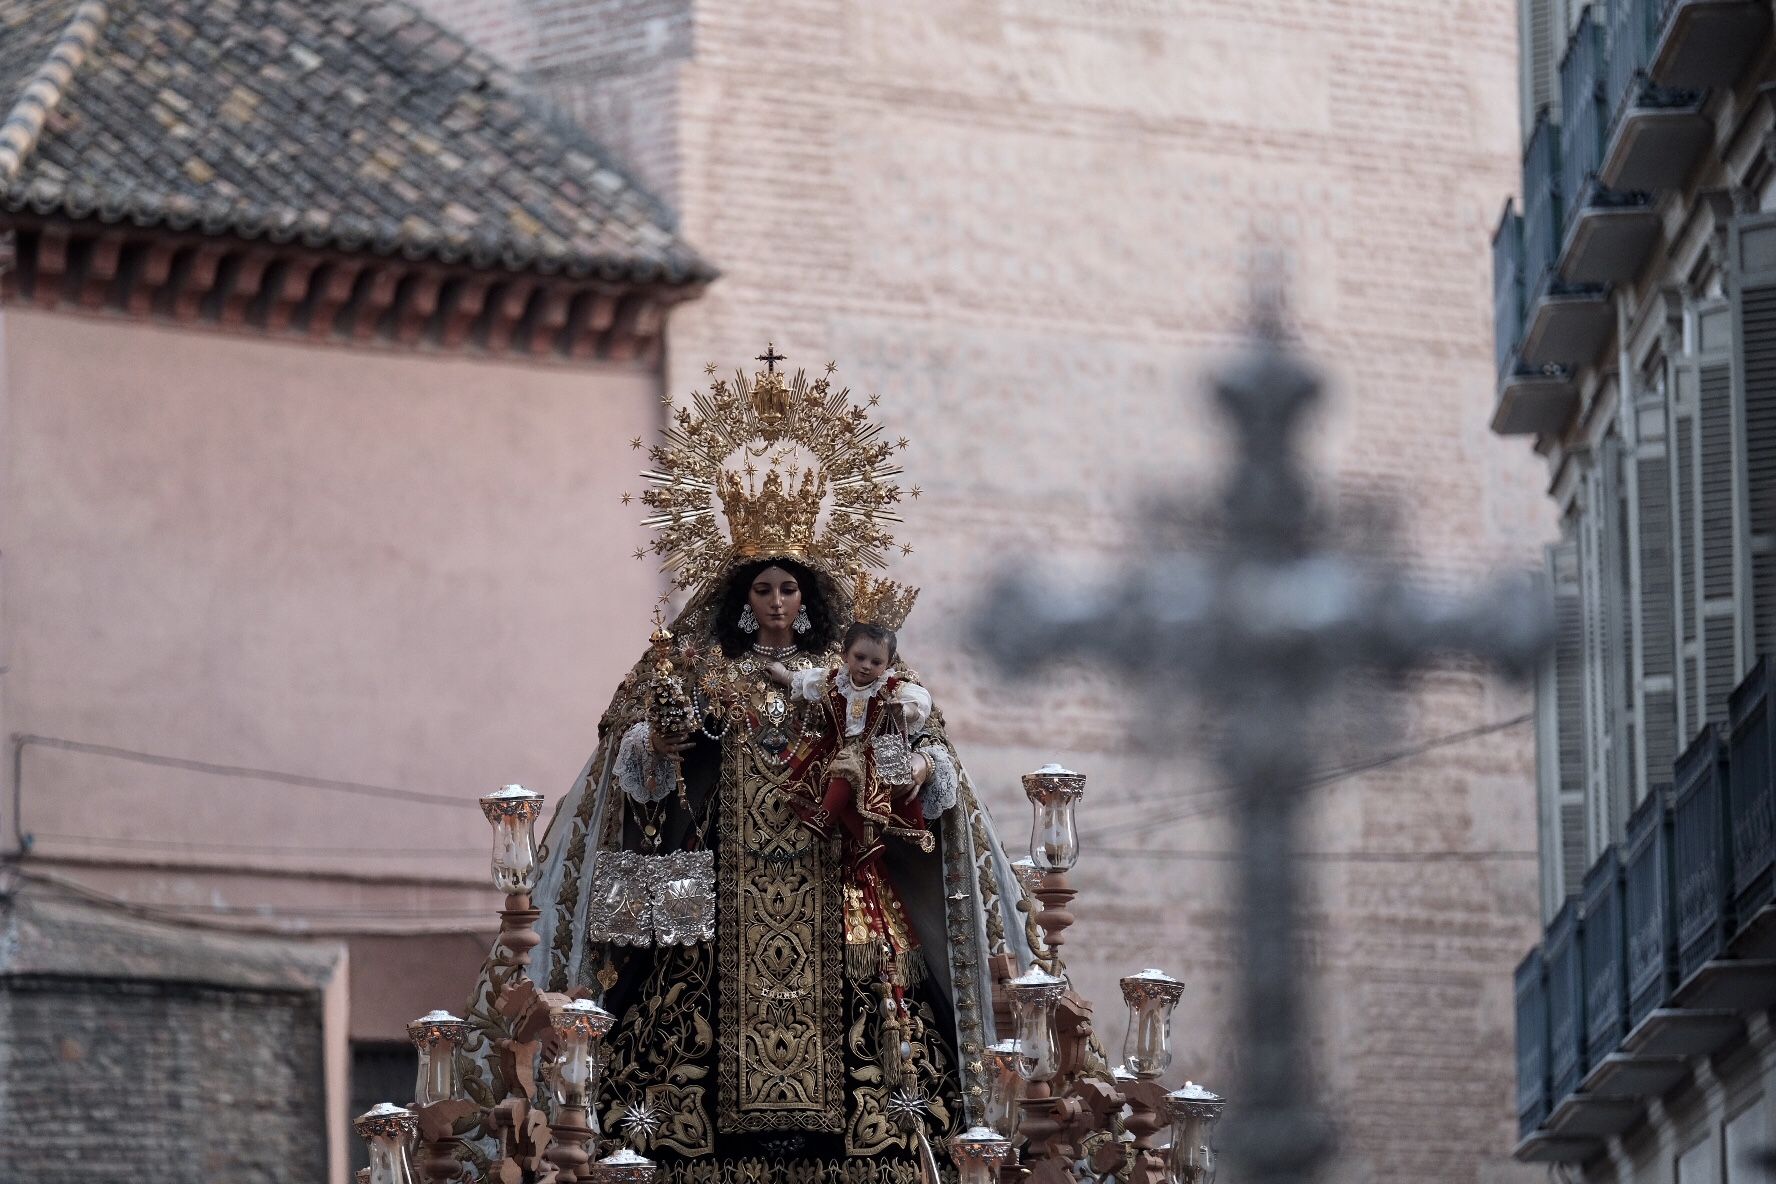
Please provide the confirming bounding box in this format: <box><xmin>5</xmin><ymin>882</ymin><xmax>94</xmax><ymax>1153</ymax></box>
<box><xmin>738</xmin><ymin>604</ymin><xmax>759</xmax><ymax>633</ymax></box>
<box><xmin>793</xmin><ymin>607</ymin><xmax>811</xmax><ymax>635</ymax></box>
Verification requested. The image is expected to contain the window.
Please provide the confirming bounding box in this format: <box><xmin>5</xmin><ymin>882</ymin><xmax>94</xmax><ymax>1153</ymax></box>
<box><xmin>1678</xmin><ymin>1133</ymin><xmax>1719</xmax><ymax>1184</ymax></box>
<box><xmin>1724</xmin><ymin>1100</ymin><xmax>1769</xmax><ymax>1183</ymax></box>
<box><xmin>349</xmin><ymin>1041</ymin><xmax>417</xmax><ymax>1178</ymax></box>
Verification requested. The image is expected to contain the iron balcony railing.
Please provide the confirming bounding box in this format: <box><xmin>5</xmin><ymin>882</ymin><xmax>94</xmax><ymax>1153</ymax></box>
<box><xmin>1623</xmin><ymin>786</ymin><xmax>1676</xmax><ymax>1027</ymax></box>
<box><xmin>1673</xmin><ymin>725</ymin><xmax>1733</xmax><ymax>980</ymax></box>
<box><xmin>1729</xmin><ymin>658</ymin><xmax>1776</xmax><ymax>920</ymax></box>
<box><xmin>1493</xmin><ymin>203</ymin><xmax>1525</xmax><ymax>379</ymax></box>
<box><xmin>1546</xmin><ymin>896</ymin><xmax>1586</xmax><ymax>1105</ymax></box>
<box><xmin>1518</xmin><ymin>662</ymin><xmax>1776</xmax><ymax>1142</ymax></box>
<box><xmin>1581</xmin><ymin>847</ymin><xmax>1627</xmax><ymax>1068</ymax></box>
<box><xmin>1522</xmin><ymin>109</ymin><xmax>1562</xmax><ymax>302</ymax></box>
<box><xmin>1516</xmin><ymin>947</ymin><xmax>1550</xmax><ymax>1137</ymax></box>
<box><xmin>1559</xmin><ymin>10</ymin><xmax>1608</xmax><ymax>240</ymax></box>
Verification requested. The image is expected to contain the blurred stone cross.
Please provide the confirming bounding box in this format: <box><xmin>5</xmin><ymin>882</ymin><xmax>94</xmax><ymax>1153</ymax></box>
<box><xmin>972</xmin><ymin>304</ymin><xmax>1552</xmax><ymax>1184</ymax></box>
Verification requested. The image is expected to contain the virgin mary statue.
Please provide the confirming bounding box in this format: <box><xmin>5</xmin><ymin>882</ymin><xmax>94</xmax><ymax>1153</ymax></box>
<box><xmin>481</xmin><ymin>351</ymin><xmax>1034</xmax><ymax>1183</ymax></box>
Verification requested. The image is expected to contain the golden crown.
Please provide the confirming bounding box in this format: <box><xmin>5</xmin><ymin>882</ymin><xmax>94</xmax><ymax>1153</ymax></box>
<box><xmin>849</xmin><ymin>569</ymin><xmax>920</xmax><ymax>631</ymax></box>
<box><xmin>627</xmin><ymin>345</ymin><xmax>918</xmax><ymax>592</ymax></box>
<box><xmin>717</xmin><ymin>466</ymin><xmax>825</xmax><ymax>561</ymax></box>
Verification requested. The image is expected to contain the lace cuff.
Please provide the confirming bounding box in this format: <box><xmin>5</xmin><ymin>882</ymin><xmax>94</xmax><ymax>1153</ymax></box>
<box><xmin>921</xmin><ymin>746</ymin><xmax>959</xmax><ymax>819</ymax></box>
<box><xmin>615</xmin><ymin>721</ymin><xmax>677</xmax><ymax>804</ymax></box>
<box><xmin>788</xmin><ymin>666</ymin><xmax>829</xmax><ymax>703</ymax></box>
<box><xmin>895</xmin><ymin>682</ymin><xmax>932</xmax><ymax>735</ymax></box>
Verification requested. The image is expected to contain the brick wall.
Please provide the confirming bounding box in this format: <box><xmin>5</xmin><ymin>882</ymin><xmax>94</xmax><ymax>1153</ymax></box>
<box><xmin>413</xmin><ymin>2</ymin><xmax>1553</xmax><ymax>1179</ymax></box>
<box><xmin>0</xmin><ymin>978</ymin><xmax>326</xmax><ymax>1182</ymax></box>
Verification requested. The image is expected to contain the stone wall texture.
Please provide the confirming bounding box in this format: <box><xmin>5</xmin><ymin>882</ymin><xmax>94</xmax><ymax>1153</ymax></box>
<box><xmin>0</xmin><ymin>979</ymin><xmax>326</xmax><ymax>1182</ymax></box>
<box><xmin>412</xmin><ymin>2</ymin><xmax>1556</xmax><ymax>1180</ymax></box>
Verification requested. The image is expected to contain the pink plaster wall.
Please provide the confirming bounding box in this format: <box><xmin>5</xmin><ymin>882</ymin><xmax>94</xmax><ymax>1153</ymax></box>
<box><xmin>0</xmin><ymin>309</ymin><xmax>663</xmax><ymax>1030</ymax></box>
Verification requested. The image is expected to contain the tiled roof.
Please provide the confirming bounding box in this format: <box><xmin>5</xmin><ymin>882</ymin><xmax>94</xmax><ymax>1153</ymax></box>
<box><xmin>0</xmin><ymin>0</ymin><xmax>712</xmax><ymax>286</ymax></box>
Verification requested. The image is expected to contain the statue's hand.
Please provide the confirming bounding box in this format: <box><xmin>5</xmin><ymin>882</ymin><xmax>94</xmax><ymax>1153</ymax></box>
<box><xmin>909</xmin><ymin>752</ymin><xmax>931</xmax><ymax>790</ymax></box>
<box><xmin>765</xmin><ymin>661</ymin><xmax>792</xmax><ymax>687</ymax></box>
<box><xmin>649</xmin><ymin>726</ymin><xmax>695</xmax><ymax>757</ymax></box>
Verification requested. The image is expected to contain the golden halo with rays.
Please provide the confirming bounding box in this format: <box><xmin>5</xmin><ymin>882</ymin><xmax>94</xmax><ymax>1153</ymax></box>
<box><xmin>631</xmin><ymin>350</ymin><xmax>909</xmax><ymax>593</ymax></box>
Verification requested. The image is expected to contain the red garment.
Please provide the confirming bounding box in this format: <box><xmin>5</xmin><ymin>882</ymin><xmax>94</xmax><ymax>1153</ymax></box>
<box><xmin>784</xmin><ymin>671</ymin><xmax>926</xmax><ymax>858</ymax></box>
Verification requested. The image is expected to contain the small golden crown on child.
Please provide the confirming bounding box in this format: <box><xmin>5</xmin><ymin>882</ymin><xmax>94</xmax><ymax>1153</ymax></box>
<box><xmin>850</xmin><ymin>569</ymin><xmax>920</xmax><ymax>631</ymax></box>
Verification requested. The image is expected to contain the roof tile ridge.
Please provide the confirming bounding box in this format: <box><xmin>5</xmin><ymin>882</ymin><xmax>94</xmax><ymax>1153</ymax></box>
<box><xmin>0</xmin><ymin>0</ymin><xmax>111</xmax><ymax>187</ymax></box>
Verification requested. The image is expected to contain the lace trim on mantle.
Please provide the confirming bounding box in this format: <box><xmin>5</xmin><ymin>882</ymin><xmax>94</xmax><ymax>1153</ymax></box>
<box><xmin>920</xmin><ymin>747</ymin><xmax>958</xmax><ymax>819</ymax></box>
<box><xmin>616</xmin><ymin>721</ymin><xmax>678</xmax><ymax>804</ymax></box>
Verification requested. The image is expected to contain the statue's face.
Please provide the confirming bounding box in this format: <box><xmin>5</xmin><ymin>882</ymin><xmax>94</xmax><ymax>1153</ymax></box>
<box><xmin>748</xmin><ymin>565</ymin><xmax>803</xmax><ymax>636</ymax></box>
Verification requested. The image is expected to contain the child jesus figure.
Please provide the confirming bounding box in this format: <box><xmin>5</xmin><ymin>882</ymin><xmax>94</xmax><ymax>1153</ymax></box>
<box><xmin>769</xmin><ymin>621</ymin><xmax>937</xmax><ymax>864</ymax></box>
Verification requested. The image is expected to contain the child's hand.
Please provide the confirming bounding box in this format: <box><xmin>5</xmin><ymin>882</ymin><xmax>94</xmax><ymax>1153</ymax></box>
<box><xmin>766</xmin><ymin>662</ymin><xmax>792</xmax><ymax>686</ymax></box>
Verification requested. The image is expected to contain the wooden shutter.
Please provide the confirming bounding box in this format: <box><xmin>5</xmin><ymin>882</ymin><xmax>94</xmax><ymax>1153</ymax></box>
<box><xmin>1519</xmin><ymin>0</ymin><xmax>1571</xmax><ymax>141</ymax></box>
<box><xmin>1580</xmin><ymin>437</ymin><xmax>1632</xmax><ymax>854</ymax></box>
<box><xmin>1732</xmin><ymin>215</ymin><xmax>1776</xmax><ymax>666</ymax></box>
<box><xmin>1671</xmin><ymin>300</ymin><xmax>1743</xmax><ymax>737</ymax></box>
<box><xmin>1538</xmin><ymin>537</ymin><xmax>1589</xmax><ymax>917</ymax></box>
<box><xmin>1629</xmin><ymin>370</ymin><xmax>1678</xmax><ymax>800</ymax></box>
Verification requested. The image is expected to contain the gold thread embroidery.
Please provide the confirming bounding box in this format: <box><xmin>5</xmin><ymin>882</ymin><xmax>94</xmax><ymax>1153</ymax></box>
<box><xmin>718</xmin><ymin>692</ymin><xmax>846</xmax><ymax>1132</ymax></box>
<box><xmin>601</xmin><ymin>941</ymin><xmax>716</xmax><ymax>1157</ymax></box>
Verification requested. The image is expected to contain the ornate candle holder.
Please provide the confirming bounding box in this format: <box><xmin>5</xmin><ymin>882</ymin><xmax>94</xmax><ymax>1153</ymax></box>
<box><xmin>1022</xmin><ymin>765</ymin><xmax>1084</xmax><ymax>973</ymax></box>
<box><xmin>356</xmin><ymin>1103</ymin><xmax>420</xmax><ymax>1184</ymax></box>
<box><xmin>948</xmin><ymin>1125</ymin><xmax>1012</xmax><ymax>1184</ymax></box>
<box><xmin>407</xmin><ymin>1010</ymin><xmax>471</xmax><ymax>1184</ymax></box>
<box><xmin>1165</xmin><ymin>1082</ymin><xmax>1225</xmax><ymax>1184</ymax></box>
<box><xmin>1120</xmin><ymin>968</ymin><xmax>1185</xmax><ymax>1080</ymax></box>
<box><xmin>545</xmin><ymin>998</ymin><xmax>616</xmax><ymax>1183</ymax></box>
<box><xmin>480</xmin><ymin>785</ymin><xmax>545</xmax><ymax>969</ymax></box>
<box><xmin>589</xmin><ymin>1147</ymin><xmax>658</xmax><ymax>1182</ymax></box>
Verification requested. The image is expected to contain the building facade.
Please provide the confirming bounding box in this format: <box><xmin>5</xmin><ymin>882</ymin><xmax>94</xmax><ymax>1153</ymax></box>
<box><xmin>418</xmin><ymin>2</ymin><xmax>1556</xmax><ymax>1181</ymax></box>
<box><xmin>1493</xmin><ymin>1</ymin><xmax>1776</xmax><ymax>1179</ymax></box>
<box><xmin>0</xmin><ymin>1</ymin><xmax>708</xmax><ymax>1177</ymax></box>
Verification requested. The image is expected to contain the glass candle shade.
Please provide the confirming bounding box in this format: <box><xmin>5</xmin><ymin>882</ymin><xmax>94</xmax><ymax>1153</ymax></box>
<box><xmin>1021</xmin><ymin>765</ymin><xmax>1085</xmax><ymax>872</ymax></box>
<box><xmin>354</xmin><ymin>1103</ymin><xmax>419</xmax><ymax>1184</ymax></box>
<box><xmin>591</xmin><ymin>1148</ymin><xmax>657</xmax><ymax>1183</ymax></box>
<box><xmin>1165</xmin><ymin>1082</ymin><xmax>1225</xmax><ymax>1184</ymax></box>
<box><xmin>949</xmin><ymin>1125</ymin><xmax>1012</xmax><ymax>1184</ymax></box>
<box><xmin>983</xmin><ymin>1039</ymin><xmax>1025</xmax><ymax>1138</ymax></box>
<box><xmin>407</xmin><ymin>1010</ymin><xmax>469</xmax><ymax>1106</ymax></box>
<box><xmin>1005</xmin><ymin>969</ymin><xmax>1066</xmax><ymax>1082</ymax></box>
<box><xmin>549</xmin><ymin>998</ymin><xmax>616</xmax><ymax>1109</ymax></box>
<box><xmin>1120</xmin><ymin>968</ymin><xmax>1186</xmax><ymax>1080</ymax></box>
<box><xmin>480</xmin><ymin>784</ymin><xmax>545</xmax><ymax>892</ymax></box>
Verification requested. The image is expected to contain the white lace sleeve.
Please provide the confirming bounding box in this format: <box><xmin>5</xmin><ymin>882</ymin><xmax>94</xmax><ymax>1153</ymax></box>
<box><xmin>615</xmin><ymin>721</ymin><xmax>676</xmax><ymax>804</ymax></box>
<box><xmin>789</xmin><ymin>666</ymin><xmax>829</xmax><ymax>703</ymax></box>
<box><xmin>894</xmin><ymin>682</ymin><xmax>933</xmax><ymax>735</ymax></box>
<box><xmin>920</xmin><ymin>746</ymin><xmax>959</xmax><ymax>819</ymax></box>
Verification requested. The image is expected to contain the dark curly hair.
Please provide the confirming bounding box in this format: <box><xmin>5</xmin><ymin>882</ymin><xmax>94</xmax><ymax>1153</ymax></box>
<box><xmin>712</xmin><ymin>557</ymin><xmax>842</xmax><ymax>658</ymax></box>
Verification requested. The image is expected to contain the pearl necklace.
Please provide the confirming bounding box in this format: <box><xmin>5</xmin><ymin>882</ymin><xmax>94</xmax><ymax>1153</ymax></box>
<box><xmin>750</xmin><ymin>642</ymin><xmax>799</xmax><ymax>659</ymax></box>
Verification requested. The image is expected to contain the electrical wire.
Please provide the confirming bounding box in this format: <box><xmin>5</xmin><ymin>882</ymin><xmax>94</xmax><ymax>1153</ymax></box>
<box><xmin>28</xmin><ymin>831</ymin><xmax>487</xmax><ymax>857</ymax></box>
<box><xmin>1078</xmin><ymin>712</ymin><xmax>1534</xmax><ymax>841</ymax></box>
<box><xmin>13</xmin><ymin>733</ymin><xmax>479</xmax><ymax>809</ymax></box>
<box><xmin>1092</xmin><ymin>847</ymin><xmax>1538</xmax><ymax>863</ymax></box>
<box><xmin>7</xmin><ymin>866</ymin><xmax>500</xmax><ymax>932</ymax></box>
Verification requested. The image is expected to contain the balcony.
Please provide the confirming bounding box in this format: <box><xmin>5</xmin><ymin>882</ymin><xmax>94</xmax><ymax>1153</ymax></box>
<box><xmin>1520</xmin><ymin>109</ymin><xmax>1613</xmax><ymax>369</ymax></box>
<box><xmin>1650</xmin><ymin>0</ymin><xmax>1771</xmax><ymax>90</ymax></box>
<box><xmin>1515</xmin><ymin>662</ymin><xmax>1776</xmax><ymax>1164</ymax></box>
<box><xmin>1601</xmin><ymin>0</ymin><xmax>1710</xmax><ymax>192</ymax></box>
<box><xmin>1492</xmin><ymin>201</ymin><xmax>1578</xmax><ymax>437</ymax></box>
<box><xmin>1558</xmin><ymin>12</ymin><xmax>1659</xmax><ymax>285</ymax></box>
<box><xmin>1730</xmin><ymin>660</ymin><xmax>1776</xmax><ymax>949</ymax></box>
